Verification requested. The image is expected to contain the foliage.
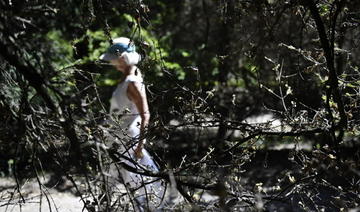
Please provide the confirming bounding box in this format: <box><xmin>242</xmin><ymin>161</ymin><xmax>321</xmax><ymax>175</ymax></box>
<box><xmin>0</xmin><ymin>0</ymin><xmax>360</xmax><ymax>211</ymax></box>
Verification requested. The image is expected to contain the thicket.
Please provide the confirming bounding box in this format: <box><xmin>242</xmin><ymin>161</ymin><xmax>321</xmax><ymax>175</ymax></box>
<box><xmin>0</xmin><ymin>0</ymin><xmax>359</xmax><ymax>211</ymax></box>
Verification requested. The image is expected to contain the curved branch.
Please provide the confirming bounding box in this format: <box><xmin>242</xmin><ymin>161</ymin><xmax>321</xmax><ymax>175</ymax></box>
<box><xmin>303</xmin><ymin>0</ymin><xmax>347</xmax><ymax>143</ymax></box>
